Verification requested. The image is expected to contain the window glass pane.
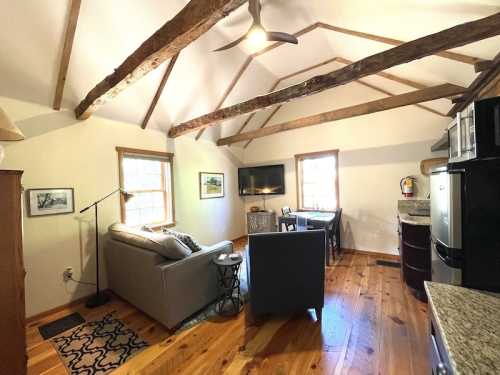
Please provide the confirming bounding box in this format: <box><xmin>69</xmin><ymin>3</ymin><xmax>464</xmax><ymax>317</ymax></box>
<box><xmin>123</xmin><ymin>157</ymin><xmax>163</xmax><ymax>191</ymax></box>
<box><xmin>124</xmin><ymin>191</ymin><xmax>165</xmax><ymax>226</ymax></box>
<box><xmin>300</xmin><ymin>154</ymin><xmax>337</xmax><ymax>211</ymax></box>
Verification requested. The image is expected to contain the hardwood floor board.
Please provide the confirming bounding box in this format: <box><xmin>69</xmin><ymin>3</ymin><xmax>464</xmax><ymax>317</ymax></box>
<box><xmin>379</xmin><ymin>266</ymin><xmax>414</xmax><ymax>375</ymax></box>
<box><xmin>27</xmin><ymin>243</ymin><xmax>429</xmax><ymax>375</ymax></box>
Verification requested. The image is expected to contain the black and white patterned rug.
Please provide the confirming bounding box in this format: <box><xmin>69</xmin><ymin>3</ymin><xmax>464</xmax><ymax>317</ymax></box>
<box><xmin>51</xmin><ymin>313</ymin><xmax>148</xmax><ymax>375</ymax></box>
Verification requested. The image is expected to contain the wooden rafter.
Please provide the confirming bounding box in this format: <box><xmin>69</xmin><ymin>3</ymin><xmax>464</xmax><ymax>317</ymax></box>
<box><xmin>141</xmin><ymin>53</ymin><xmax>179</xmax><ymax>129</ymax></box>
<box><xmin>53</xmin><ymin>0</ymin><xmax>82</xmax><ymax>110</ymax></box>
<box><xmin>168</xmin><ymin>12</ymin><xmax>500</xmax><ymax>138</ymax></box>
<box><xmin>74</xmin><ymin>0</ymin><xmax>246</xmax><ymax>120</ymax></box>
<box><xmin>448</xmin><ymin>50</ymin><xmax>500</xmax><ymax>116</ymax></box>
<box><xmin>230</xmin><ymin>56</ymin><xmax>448</xmax><ymax>147</ymax></box>
<box><xmin>216</xmin><ymin>84</ymin><xmax>467</xmax><ymax>146</ymax></box>
<box><xmin>474</xmin><ymin>59</ymin><xmax>494</xmax><ymax>73</ymax></box>
<box><xmin>193</xmin><ymin>20</ymin><xmax>481</xmax><ymax>140</ymax></box>
<box><xmin>241</xmin><ymin>76</ymin><xmax>447</xmax><ymax>148</ymax></box>
<box><xmin>318</xmin><ymin>23</ymin><xmax>483</xmax><ymax>66</ymax></box>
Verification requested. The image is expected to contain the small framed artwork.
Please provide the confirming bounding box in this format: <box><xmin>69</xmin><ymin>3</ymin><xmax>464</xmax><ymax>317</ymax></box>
<box><xmin>27</xmin><ymin>188</ymin><xmax>75</xmax><ymax>217</ymax></box>
<box><xmin>199</xmin><ymin>172</ymin><xmax>224</xmax><ymax>199</ymax></box>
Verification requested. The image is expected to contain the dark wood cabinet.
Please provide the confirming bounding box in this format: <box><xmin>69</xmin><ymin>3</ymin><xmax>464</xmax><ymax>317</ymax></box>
<box><xmin>0</xmin><ymin>170</ymin><xmax>26</xmax><ymax>374</ymax></box>
<box><xmin>399</xmin><ymin>219</ymin><xmax>431</xmax><ymax>301</ymax></box>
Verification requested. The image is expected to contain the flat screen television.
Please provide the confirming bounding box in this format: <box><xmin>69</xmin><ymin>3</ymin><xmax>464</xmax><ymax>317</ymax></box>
<box><xmin>238</xmin><ymin>164</ymin><xmax>285</xmax><ymax>196</ymax></box>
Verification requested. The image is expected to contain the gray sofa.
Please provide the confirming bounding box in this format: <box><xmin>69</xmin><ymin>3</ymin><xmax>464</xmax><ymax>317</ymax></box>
<box><xmin>105</xmin><ymin>234</ymin><xmax>233</xmax><ymax>329</ymax></box>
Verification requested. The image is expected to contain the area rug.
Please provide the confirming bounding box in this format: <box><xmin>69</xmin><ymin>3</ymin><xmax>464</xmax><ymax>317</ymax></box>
<box><xmin>176</xmin><ymin>254</ymin><xmax>249</xmax><ymax>333</ymax></box>
<box><xmin>51</xmin><ymin>313</ymin><xmax>148</xmax><ymax>375</ymax></box>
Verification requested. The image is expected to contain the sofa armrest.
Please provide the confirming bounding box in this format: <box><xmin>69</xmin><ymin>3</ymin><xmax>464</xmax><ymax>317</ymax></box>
<box><xmin>155</xmin><ymin>240</ymin><xmax>233</xmax><ymax>327</ymax></box>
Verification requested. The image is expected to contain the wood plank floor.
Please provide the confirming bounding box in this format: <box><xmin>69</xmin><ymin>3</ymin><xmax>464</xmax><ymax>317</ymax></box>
<box><xmin>27</xmin><ymin>241</ymin><xmax>429</xmax><ymax>375</ymax></box>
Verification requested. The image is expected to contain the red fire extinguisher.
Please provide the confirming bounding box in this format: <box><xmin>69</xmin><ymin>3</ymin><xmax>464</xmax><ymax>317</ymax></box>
<box><xmin>400</xmin><ymin>176</ymin><xmax>416</xmax><ymax>197</ymax></box>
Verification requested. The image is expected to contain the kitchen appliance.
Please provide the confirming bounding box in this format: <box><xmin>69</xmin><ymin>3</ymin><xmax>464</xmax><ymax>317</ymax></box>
<box><xmin>430</xmin><ymin>159</ymin><xmax>500</xmax><ymax>292</ymax></box>
<box><xmin>448</xmin><ymin>96</ymin><xmax>500</xmax><ymax>163</ymax></box>
<box><xmin>400</xmin><ymin>176</ymin><xmax>416</xmax><ymax>197</ymax></box>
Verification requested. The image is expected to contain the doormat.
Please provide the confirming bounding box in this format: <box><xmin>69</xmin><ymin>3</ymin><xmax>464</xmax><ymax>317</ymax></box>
<box><xmin>38</xmin><ymin>312</ymin><xmax>85</xmax><ymax>340</ymax></box>
<box><xmin>51</xmin><ymin>313</ymin><xmax>148</xmax><ymax>375</ymax></box>
<box><xmin>376</xmin><ymin>259</ymin><xmax>401</xmax><ymax>268</ymax></box>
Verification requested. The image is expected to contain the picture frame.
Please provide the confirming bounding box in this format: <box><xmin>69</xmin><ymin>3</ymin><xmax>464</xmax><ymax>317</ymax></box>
<box><xmin>27</xmin><ymin>188</ymin><xmax>75</xmax><ymax>217</ymax></box>
<box><xmin>199</xmin><ymin>172</ymin><xmax>224</xmax><ymax>199</ymax></box>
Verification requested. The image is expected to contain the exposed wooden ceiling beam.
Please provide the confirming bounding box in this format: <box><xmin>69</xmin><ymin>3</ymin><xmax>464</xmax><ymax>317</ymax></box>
<box><xmin>239</xmin><ymin>59</ymin><xmax>447</xmax><ymax>148</ymax></box>
<box><xmin>448</xmin><ymin>50</ymin><xmax>500</xmax><ymax>116</ymax></box>
<box><xmin>240</xmin><ymin>78</ymin><xmax>447</xmax><ymax>148</ymax></box>
<box><xmin>169</xmin><ymin>12</ymin><xmax>500</xmax><ymax>138</ymax></box>
<box><xmin>216</xmin><ymin>84</ymin><xmax>467</xmax><ymax>146</ymax></box>
<box><xmin>53</xmin><ymin>0</ymin><xmax>82</xmax><ymax>110</ymax></box>
<box><xmin>141</xmin><ymin>53</ymin><xmax>179</xmax><ymax>129</ymax></box>
<box><xmin>474</xmin><ymin>59</ymin><xmax>494</xmax><ymax>73</ymax></box>
<box><xmin>318</xmin><ymin>23</ymin><xmax>483</xmax><ymax>66</ymax></box>
<box><xmin>74</xmin><ymin>0</ymin><xmax>246</xmax><ymax>120</ymax></box>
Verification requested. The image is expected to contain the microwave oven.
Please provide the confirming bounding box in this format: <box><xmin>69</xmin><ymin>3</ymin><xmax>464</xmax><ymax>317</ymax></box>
<box><xmin>448</xmin><ymin>96</ymin><xmax>500</xmax><ymax>163</ymax></box>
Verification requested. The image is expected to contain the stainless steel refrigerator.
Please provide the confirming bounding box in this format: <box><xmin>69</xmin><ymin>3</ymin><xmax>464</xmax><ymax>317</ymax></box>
<box><xmin>430</xmin><ymin>159</ymin><xmax>500</xmax><ymax>292</ymax></box>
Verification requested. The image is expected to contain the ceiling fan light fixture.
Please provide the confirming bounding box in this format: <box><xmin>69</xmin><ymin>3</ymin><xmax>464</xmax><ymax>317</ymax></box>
<box><xmin>247</xmin><ymin>26</ymin><xmax>267</xmax><ymax>47</ymax></box>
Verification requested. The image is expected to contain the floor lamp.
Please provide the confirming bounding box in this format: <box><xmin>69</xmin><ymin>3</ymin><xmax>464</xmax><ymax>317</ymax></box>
<box><xmin>80</xmin><ymin>188</ymin><xmax>134</xmax><ymax>308</ymax></box>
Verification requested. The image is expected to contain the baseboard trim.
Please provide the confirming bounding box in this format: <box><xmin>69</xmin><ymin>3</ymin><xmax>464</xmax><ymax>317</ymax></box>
<box><xmin>343</xmin><ymin>248</ymin><xmax>400</xmax><ymax>261</ymax></box>
<box><xmin>26</xmin><ymin>289</ymin><xmax>111</xmax><ymax>325</ymax></box>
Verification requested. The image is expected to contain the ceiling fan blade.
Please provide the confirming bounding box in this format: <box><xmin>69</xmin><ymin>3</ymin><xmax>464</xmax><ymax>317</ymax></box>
<box><xmin>248</xmin><ymin>0</ymin><xmax>262</xmax><ymax>25</ymax></box>
<box><xmin>266</xmin><ymin>31</ymin><xmax>299</xmax><ymax>45</ymax></box>
<box><xmin>213</xmin><ymin>34</ymin><xmax>248</xmax><ymax>52</ymax></box>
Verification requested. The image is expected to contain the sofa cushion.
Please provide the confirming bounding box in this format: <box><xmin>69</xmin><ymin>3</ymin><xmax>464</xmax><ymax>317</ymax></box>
<box><xmin>109</xmin><ymin>223</ymin><xmax>192</xmax><ymax>260</ymax></box>
<box><xmin>164</xmin><ymin>229</ymin><xmax>203</xmax><ymax>253</ymax></box>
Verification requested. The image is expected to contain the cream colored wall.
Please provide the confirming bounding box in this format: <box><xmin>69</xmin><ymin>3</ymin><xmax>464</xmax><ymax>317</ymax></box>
<box><xmin>0</xmin><ymin>97</ymin><xmax>245</xmax><ymax>317</ymax></box>
<box><xmin>242</xmin><ymin>82</ymin><xmax>448</xmax><ymax>255</ymax></box>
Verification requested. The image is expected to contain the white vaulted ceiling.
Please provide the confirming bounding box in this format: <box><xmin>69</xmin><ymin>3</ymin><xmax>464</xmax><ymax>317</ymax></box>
<box><xmin>0</xmin><ymin>0</ymin><xmax>499</xmax><ymax>145</ymax></box>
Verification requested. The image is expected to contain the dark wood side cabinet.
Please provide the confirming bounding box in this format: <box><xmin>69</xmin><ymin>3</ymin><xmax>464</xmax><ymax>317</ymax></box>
<box><xmin>398</xmin><ymin>219</ymin><xmax>431</xmax><ymax>301</ymax></box>
<box><xmin>0</xmin><ymin>170</ymin><xmax>26</xmax><ymax>374</ymax></box>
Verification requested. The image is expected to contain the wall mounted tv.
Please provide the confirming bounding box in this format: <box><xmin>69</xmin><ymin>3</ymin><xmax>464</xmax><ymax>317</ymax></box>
<box><xmin>238</xmin><ymin>164</ymin><xmax>285</xmax><ymax>196</ymax></box>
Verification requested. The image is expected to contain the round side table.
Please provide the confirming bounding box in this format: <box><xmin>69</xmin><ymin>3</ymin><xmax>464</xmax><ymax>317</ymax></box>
<box><xmin>213</xmin><ymin>254</ymin><xmax>243</xmax><ymax>316</ymax></box>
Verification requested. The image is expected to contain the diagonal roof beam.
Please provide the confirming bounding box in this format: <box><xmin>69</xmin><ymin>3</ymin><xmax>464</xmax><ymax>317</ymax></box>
<box><xmin>217</xmin><ymin>84</ymin><xmax>467</xmax><ymax>146</ymax></box>
<box><xmin>53</xmin><ymin>0</ymin><xmax>82</xmax><ymax>110</ymax></box>
<box><xmin>74</xmin><ymin>0</ymin><xmax>247</xmax><ymax>120</ymax></box>
<box><xmin>168</xmin><ymin>12</ymin><xmax>500</xmax><ymax>138</ymax></box>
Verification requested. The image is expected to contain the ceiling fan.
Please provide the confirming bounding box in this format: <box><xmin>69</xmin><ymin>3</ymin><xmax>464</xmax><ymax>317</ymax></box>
<box><xmin>214</xmin><ymin>0</ymin><xmax>299</xmax><ymax>52</ymax></box>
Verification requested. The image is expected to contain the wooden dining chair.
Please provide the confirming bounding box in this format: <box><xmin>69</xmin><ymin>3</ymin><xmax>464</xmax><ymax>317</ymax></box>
<box><xmin>281</xmin><ymin>206</ymin><xmax>296</xmax><ymax>232</ymax></box>
<box><xmin>327</xmin><ymin>208</ymin><xmax>343</xmax><ymax>262</ymax></box>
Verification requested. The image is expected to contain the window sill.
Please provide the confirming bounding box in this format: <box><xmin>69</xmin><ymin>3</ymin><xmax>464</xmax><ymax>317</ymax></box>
<box><xmin>149</xmin><ymin>222</ymin><xmax>176</xmax><ymax>231</ymax></box>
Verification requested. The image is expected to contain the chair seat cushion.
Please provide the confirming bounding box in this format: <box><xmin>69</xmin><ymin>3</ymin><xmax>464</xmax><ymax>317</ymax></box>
<box><xmin>109</xmin><ymin>223</ymin><xmax>192</xmax><ymax>260</ymax></box>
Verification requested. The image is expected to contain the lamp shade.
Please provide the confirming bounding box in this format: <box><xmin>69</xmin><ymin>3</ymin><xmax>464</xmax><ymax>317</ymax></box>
<box><xmin>0</xmin><ymin>107</ymin><xmax>24</xmax><ymax>141</ymax></box>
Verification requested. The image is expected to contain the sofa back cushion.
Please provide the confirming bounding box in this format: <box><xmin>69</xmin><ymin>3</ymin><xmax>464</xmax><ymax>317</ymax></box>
<box><xmin>109</xmin><ymin>223</ymin><xmax>192</xmax><ymax>260</ymax></box>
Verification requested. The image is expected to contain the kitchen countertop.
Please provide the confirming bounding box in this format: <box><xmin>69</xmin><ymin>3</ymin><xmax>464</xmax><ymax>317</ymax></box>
<box><xmin>397</xmin><ymin>199</ymin><xmax>431</xmax><ymax>226</ymax></box>
<box><xmin>425</xmin><ymin>282</ymin><xmax>500</xmax><ymax>374</ymax></box>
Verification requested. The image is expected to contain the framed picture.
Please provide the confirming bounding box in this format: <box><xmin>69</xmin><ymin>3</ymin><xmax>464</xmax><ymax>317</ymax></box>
<box><xmin>27</xmin><ymin>188</ymin><xmax>75</xmax><ymax>217</ymax></box>
<box><xmin>199</xmin><ymin>172</ymin><xmax>224</xmax><ymax>199</ymax></box>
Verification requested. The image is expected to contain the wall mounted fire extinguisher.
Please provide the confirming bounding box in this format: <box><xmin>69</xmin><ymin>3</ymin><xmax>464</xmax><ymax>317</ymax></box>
<box><xmin>400</xmin><ymin>176</ymin><xmax>416</xmax><ymax>197</ymax></box>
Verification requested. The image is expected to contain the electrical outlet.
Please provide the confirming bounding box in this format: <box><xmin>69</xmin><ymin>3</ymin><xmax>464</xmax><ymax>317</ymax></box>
<box><xmin>63</xmin><ymin>267</ymin><xmax>73</xmax><ymax>282</ymax></box>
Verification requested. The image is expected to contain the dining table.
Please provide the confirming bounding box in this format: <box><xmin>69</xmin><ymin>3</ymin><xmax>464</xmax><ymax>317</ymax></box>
<box><xmin>278</xmin><ymin>210</ymin><xmax>341</xmax><ymax>265</ymax></box>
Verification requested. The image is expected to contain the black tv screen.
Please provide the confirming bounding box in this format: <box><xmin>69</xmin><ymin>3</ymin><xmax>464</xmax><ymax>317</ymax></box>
<box><xmin>238</xmin><ymin>164</ymin><xmax>285</xmax><ymax>196</ymax></box>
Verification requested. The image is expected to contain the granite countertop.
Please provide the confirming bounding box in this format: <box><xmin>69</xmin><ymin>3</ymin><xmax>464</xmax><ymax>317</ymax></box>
<box><xmin>397</xmin><ymin>199</ymin><xmax>431</xmax><ymax>226</ymax></box>
<box><xmin>425</xmin><ymin>282</ymin><xmax>500</xmax><ymax>374</ymax></box>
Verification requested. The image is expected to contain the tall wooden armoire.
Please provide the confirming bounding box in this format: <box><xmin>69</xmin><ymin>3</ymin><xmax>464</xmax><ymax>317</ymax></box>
<box><xmin>0</xmin><ymin>170</ymin><xmax>26</xmax><ymax>374</ymax></box>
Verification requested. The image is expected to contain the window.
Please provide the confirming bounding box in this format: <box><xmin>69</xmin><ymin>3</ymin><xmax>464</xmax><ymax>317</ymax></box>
<box><xmin>117</xmin><ymin>147</ymin><xmax>174</xmax><ymax>227</ymax></box>
<box><xmin>295</xmin><ymin>150</ymin><xmax>339</xmax><ymax>211</ymax></box>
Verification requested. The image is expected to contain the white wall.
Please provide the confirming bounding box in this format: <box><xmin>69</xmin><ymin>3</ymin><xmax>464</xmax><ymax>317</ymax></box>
<box><xmin>242</xmin><ymin>82</ymin><xmax>448</xmax><ymax>255</ymax></box>
<box><xmin>0</xmin><ymin>97</ymin><xmax>245</xmax><ymax>317</ymax></box>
